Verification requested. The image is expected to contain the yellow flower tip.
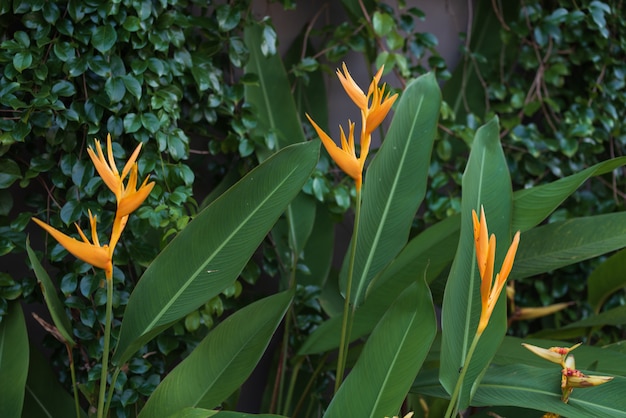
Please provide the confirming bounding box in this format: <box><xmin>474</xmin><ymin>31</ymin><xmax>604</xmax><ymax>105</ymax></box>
<box><xmin>566</xmin><ymin>374</ymin><xmax>613</xmax><ymax>388</ymax></box>
<box><xmin>515</xmin><ymin>302</ymin><xmax>574</xmax><ymax>321</ymax></box>
<box><xmin>522</xmin><ymin>343</ymin><xmax>564</xmax><ymax>364</ymax></box>
<box><xmin>336</xmin><ymin>63</ymin><xmax>367</xmax><ymax>110</ymax></box>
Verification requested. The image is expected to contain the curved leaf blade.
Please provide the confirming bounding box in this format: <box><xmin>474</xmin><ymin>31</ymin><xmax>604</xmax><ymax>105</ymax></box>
<box><xmin>513</xmin><ymin>156</ymin><xmax>626</xmax><ymax>232</ymax></box>
<box><xmin>440</xmin><ymin>117</ymin><xmax>514</xmax><ymax>408</ymax></box>
<box><xmin>244</xmin><ymin>23</ymin><xmax>305</xmax><ymax>155</ymax></box>
<box><xmin>139</xmin><ymin>290</ymin><xmax>293</xmax><ymax>418</ymax></box>
<box><xmin>0</xmin><ymin>303</ymin><xmax>28</xmax><ymax>418</ymax></box>
<box><xmin>324</xmin><ymin>280</ymin><xmax>436</xmax><ymax>418</ymax></box>
<box><xmin>26</xmin><ymin>237</ymin><xmax>75</xmax><ymax>346</ymax></box>
<box><xmin>511</xmin><ymin>212</ymin><xmax>626</xmax><ymax>281</ymax></box>
<box><xmin>114</xmin><ymin>141</ymin><xmax>319</xmax><ymax>365</ymax></box>
<box><xmin>588</xmin><ymin>248</ymin><xmax>626</xmax><ymax>313</ymax></box>
<box><xmin>348</xmin><ymin>72</ymin><xmax>441</xmax><ymax>307</ymax></box>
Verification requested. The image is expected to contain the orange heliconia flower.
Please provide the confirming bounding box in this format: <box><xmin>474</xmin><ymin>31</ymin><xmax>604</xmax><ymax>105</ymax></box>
<box><xmin>472</xmin><ymin>205</ymin><xmax>520</xmax><ymax>334</ymax></box>
<box><xmin>306</xmin><ymin>63</ymin><xmax>397</xmax><ymax>190</ymax></box>
<box><xmin>33</xmin><ymin>135</ymin><xmax>153</xmax><ymax>281</ymax></box>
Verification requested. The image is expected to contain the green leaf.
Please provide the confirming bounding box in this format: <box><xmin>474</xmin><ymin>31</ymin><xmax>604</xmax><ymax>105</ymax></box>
<box><xmin>26</xmin><ymin>238</ymin><xmax>75</xmax><ymax>346</ymax></box>
<box><xmin>440</xmin><ymin>117</ymin><xmax>514</xmax><ymax>409</ymax></box>
<box><xmin>141</xmin><ymin>112</ymin><xmax>161</xmax><ymax>133</ymax></box>
<box><xmin>372</xmin><ymin>11</ymin><xmax>395</xmax><ymax>36</ymax></box>
<box><xmin>588</xmin><ymin>248</ymin><xmax>626</xmax><ymax>313</ymax></box>
<box><xmin>0</xmin><ymin>159</ymin><xmax>21</xmax><ymax>188</ymax></box>
<box><xmin>345</xmin><ymin>72</ymin><xmax>440</xmax><ymax>307</ymax></box>
<box><xmin>113</xmin><ymin>141</ymin><xmax>319</xmax><ymax>365</ymax></box>
<box><xmin>299</xmin><ymin>214</ymin><xmax>459</xmax><ymax>355</ymax></box>
<box><xmin>324</xmin><ymin>280</ymin><xmax>436</xmax><ymax>418</ymax></box>
<box><xmin>51</xmin><ymin>80</ymin><xmax>76</xmax><ymax>97</ymax></box>
<box><xmin>244</xmin><ymin>23</ymin><xmax>305</xmax><ymax>157</ymax></box>
<box><xmin>91</xmin><ymin>25</ymin><xmax>117</xmax><ymax>53</ymax></box>
<box><xmin>139</xmin><ymin>290</ymin><xmax>292</xmax><ymax>417</ymax></box>
<box><xmin>105</xmin><ymin>76</ymin><xmax>126</xmax><ymax>102</ymax></box>
<box><xmin>23</xmin><ymin>343</ymin><xmax>86</xmax><ymax>418</ymax></box>
<box><xmin>13</xmin><ymin>52</ymin><xmax>33</xmax><ymax>73</ymax></box>
<box><xmin>513</xmin><ymin>156</ymin><xmax>626</xmax><ymax>232</ymax></box>
<box><xmin>216</xmin><ymin>4</ymin><xmax>240</xmax><ymax>32</ymax></box>
<box><xmin>121</xmin><ymin>75</ymin><xmax>142</xmax><ymax>99</ymax></box>
<box><xmin>0</xmin><ymin>303</ymin><xmax>28</xmax><ymax>418</ymax></box>
<box><xmin>511</xmin><ymin>212</ymin><xmax>626</xmax><ymax>281</ymax></box>
<box><xmin>564</xmin><ymin>304</ymin><xmax>626</xmax><ymax>329</ymax></box>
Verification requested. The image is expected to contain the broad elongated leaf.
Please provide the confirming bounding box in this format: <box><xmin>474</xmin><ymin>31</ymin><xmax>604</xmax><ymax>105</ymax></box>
<box><xmin>511</xmin><ymin>212</ymin><xmax>626</xmax><ymax>281</ymax></box>
<box><xmin>563</xmin><ymin>305</ymin><xmax>626</xmax><ymax>329</ymax></box>
<box><xmin>139</xmin><ymin>290</ymin><xmax>292</xmax><ymax>417</ymax></box>
<box><xmin>245</xmin><ymin>24</ymin><xmax>316</xmax><ymax>279</ymax></box>
<box><xmin>23</xmin><ymin>345</ymin><xmax>86</xmax><ymax>418</ymax></box>
<box><xmin>244</xmin><ymin>23</ymin><xmax>305</xmax><ymax>156</ymax></box>
<box><xmin>26</xmin><ymin>238</ymin><xmax>75</xmax><ymax>346</ymax></box>
<box><xmin>588</xmin><ymin>248</ymin><xmax>626</xmax><ymax>313</ymax></box>
<box><xmin>513</xmin><ymin>156</ymin><xmax>626</xmax><ymax>232</ymax></box>
<box><xmin>298</xmin><ymin>214</ymin><xmax>458</xmax><ymax>355</ymax></box>
<box><xmin>346</xmin><ymin>72</ymin><xmax>441</xmax><ymax>307</ymax></box>
<box><xmin>440</xmin><ymin>117</ymin><xmax>514</xmax><ymax>409</ymax></box>
<box><xmin>114</xmin><ymin>142</ymin><xmax>319</xmax><ymax>365</ymax></box>
<box><xmin>0</xmin><ymin>303</ymin><xmax>28</xmax><ymax>418</ymax></box>
<box><xmin>324</xmin><ymin>280</ymin><xmax>436</xmax><ymax>418</ymax></box>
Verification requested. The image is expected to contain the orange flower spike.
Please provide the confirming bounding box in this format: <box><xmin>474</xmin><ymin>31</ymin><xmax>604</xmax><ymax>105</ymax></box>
<box><xmin>306</xmin><ymin>115</ymin><xmax>363</xmax><ymax>189</ymax></box>
<box><xmin>472</xmin><ymin>205</ymin><xmax>521</xmax><ymax>334</ymax></box>
<box><xmin>32</xmin><ymin>215</ymin><xmax>113</xmax><ymax>278</ymax></box>
<box><xmin>336</xmin><ymin>62</ymin><xmax>369</xmax><ymax>110</ymax></box>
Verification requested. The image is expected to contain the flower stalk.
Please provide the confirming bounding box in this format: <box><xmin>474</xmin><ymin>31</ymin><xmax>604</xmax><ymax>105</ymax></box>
<box><xmin>307</xmin><ymin>64</ymin><xmax>396</xmax><ymax>393</ymax></box>
<box><xmin>445</xmin><ymin>206</ymin><xmax>520</xmax><ymax>417</ymax></box>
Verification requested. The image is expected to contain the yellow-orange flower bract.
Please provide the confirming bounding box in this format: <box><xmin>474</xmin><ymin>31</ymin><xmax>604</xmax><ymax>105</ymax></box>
<box><xmin>32</xmin><ymin>210</ymin><xmax>114</xmax><ymax>279</ymax></box>
<box><xmin>472</xmin><ymin>205</ymin><xmax>520</xmax><ymax>334</ymax></box>
<box><xmin>33</xmin><ymin>135</ymin><xmax>153</xmax><ymax>281</ymax></box>
<box><xmin>87</xmin><ymin>133</ymin><xmax>154</xmax><ymax>218</ymax></box>
<box><xmin>306</xmin><ymin>63</ymin><xmax>398</xmax><ymax>190</ymax></box>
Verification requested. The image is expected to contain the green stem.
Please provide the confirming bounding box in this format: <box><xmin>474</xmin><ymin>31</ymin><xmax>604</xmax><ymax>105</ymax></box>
<box><xmin>97</xmin><ymin>277</ymin><xmax>114</xmax><ymax>418</ymax></box>
<box><xmin>282</xmin><ymin>356</ymin><xmax>303</xmax><ymax>416</ymax></box>
<box><xmin>66</xmin><ymin>344</ymin><xmax>81</xmax><ymax>418</ymax></box>
<box><xmin>444</xmin><ymin>332</ymin><xmax>483</xmax><ymax>418</ymax></box>
<box><xmin>334</xmin><ymin>188</ymin><xmax>362</xmax><ymax>393</ymax></box>
<box><xmin>105</xmin><ymin>367</ymin><xmax>122</xmax><ymax>416</ymax></box>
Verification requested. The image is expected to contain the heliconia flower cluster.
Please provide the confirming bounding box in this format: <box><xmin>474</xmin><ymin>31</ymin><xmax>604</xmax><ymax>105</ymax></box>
<box><xmin>306</xmin><ymin>63</ymin><xmax>398</xmax><ymax>191</ymax></box>
<box><xmin>522</xmin><ymin>342</ymin><xmax>614</xmax><ymax>404</ymax></box>
<box><xmin>32</xmin><ymin>134</ymin><xmax>154</xmax><ymax>280</ymax></box>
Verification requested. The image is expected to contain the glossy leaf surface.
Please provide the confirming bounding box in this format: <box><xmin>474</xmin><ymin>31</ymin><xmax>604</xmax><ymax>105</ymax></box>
<box><xmin>324</xmin><ymin>280</ymin><xmax>436</xmax><ymax>417</ymax></box>
<box><xmin>140</xmin><ymin>290</ymin><xmax>292</xmax><ymax>417</ymax></box>
<box><xmin>440</xmin><ymin>117</ymin><xmax>514</xmax><ymax>408</ymax></box>
<box><xmin>346</xmin><ymin>72</ymin><xmax>441</xmax><ymax>307</ymax></box>
<box><xmin>114</xmin><ymin>141</ymin><xmax>319</xmax><ymax>365</ymax></box>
